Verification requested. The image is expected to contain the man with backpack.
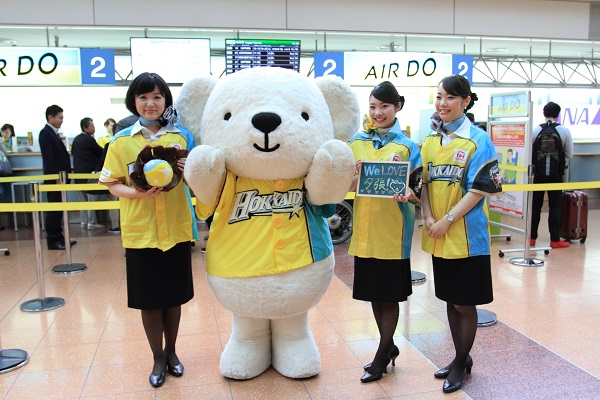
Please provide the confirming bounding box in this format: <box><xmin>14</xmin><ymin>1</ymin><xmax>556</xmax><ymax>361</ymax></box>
<box><xmin>530</xmin><ymin>102</ymin><xmax>573</xmax><ymax>249</ymax></box>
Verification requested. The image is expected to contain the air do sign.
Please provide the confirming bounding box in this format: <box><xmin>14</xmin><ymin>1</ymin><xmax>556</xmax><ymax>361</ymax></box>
<box><xmin>0</xmin><ymin>47</ymin><xmax>115</xmax><ymax>86</ymax></box>
<box><xmin>314</xmin><ymin>52</ymin><xmax>473</xmax><ymax>86</ymax></box>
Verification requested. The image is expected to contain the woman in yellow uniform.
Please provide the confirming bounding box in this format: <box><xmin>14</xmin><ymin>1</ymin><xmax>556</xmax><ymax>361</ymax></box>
<box><xmin>348</xmin><ymin>81</ymin><xmax>423</xmax><ymax>383</ymax></box>
<box><xmin>99</xmin><ymin>72</ymin><xmax>194</xmax><ymax>388</ymax></box>
<box><xmin>421</xmin><ymin>75</ymin><xmax>502</xmax><ymax>393</ymax></box>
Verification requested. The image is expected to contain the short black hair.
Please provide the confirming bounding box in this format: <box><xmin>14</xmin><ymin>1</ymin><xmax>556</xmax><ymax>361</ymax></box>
<box><xmin>80</xmin><ymin>117</ymin><xmax>93</xmax><ymax>131</ymax></box>
<box><xmin>370</xmin><ymin>81</ymin><xmax>405</xmax><ymax>109</ymax></box>
<box><xmin>45</xmin><ymin>105</ymin><xmax>63</xmax><ymax>121</ymax></box>
<box><xmin>439</xmin><ymin>75</ymin><xmax>478</xmax><ymax>112</ymax></box>
<box><xmin>1</xmin><ymin>124</ymin><xmax>15</xmax><ymax>136</ymax></box>
<box><xmin>125</xmin><ymin>72</ymin><xmax>173</xmax><ymax>124</ymax></box>
<box><xmin>543</xmin><ymin>102</ymin><xmax>561</xmax><ymax>119</ymax></box>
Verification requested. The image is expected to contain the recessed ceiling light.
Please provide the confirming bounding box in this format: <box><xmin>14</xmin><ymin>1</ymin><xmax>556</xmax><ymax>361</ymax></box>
<box><xmin>578</xmin><ymin>52</ymin><xmax>595</xmax><ymax>56</ymax></box>
<box><xmin>0</xmin><ymin>38</ymin><xmax>16</xmax><ymax>45</ymax></box>
<box><xmin>484</xmin><ymin>47</ymin><xmax>508</xmax><ymax>52</ymax></box>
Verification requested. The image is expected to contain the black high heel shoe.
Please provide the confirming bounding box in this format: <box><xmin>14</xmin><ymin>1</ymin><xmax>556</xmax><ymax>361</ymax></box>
<box><xmin>434</xmin><ymin>355</ymin><xmax>472</xmax><ymax>379</ymax></box>
<box><xmin>167</xmin><ymin>361</ymin><xmax>184</xmax><ymax>377</ymax></box>
<box><xmin>364</xmin><ymin>344</ymin><xmax>400</xmax><ymax>371</ymax></box>
<box><xmin>149</xmin><ymin>371</ymin><xmax>165</xmax><ymax>388</ymax></box>
<box><xmin>443</xmin><ymin>367</ymin><xmax>468</xmax><ymax>393</ymax></box>
<box><xmin>360</xmin><ymin>355</ymin><xmax>392</xmax><ymax>383</ymax></box>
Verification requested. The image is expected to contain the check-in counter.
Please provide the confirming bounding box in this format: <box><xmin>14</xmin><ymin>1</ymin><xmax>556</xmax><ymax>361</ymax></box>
<box><xmin>7</xmin><ymin>152</ymin><xmax>45</xmax><ymax>176</ymax></box>
<box><xmin>564</xmin><ymin>142</ymin><xmax>600</xmax><ymax>200</ymax></box>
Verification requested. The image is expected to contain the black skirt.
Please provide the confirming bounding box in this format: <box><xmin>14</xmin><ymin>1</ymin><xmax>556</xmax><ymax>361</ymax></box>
<box><xmin>432</xmin><ymin>255</ymin><xmax>493</xmax><ymax>306</ymax></box>
<box><xmin>126</xmin><ymin>241</ymin><xmax>194</xmax><ymax>310</ymax></box>
<box><xmin>353</xmin><ymin>257</ymin><xmax>412</xmax><ymax>303</ymax></box>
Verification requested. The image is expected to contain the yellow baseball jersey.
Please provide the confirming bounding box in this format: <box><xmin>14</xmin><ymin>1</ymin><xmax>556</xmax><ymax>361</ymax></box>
<box><xmin>421</xmin><ymin>124</ymin><xmax>502</xmax><ymax>259</ymax></box>
<box><xmin>99</xmin><ymin>129</ymin><xmax>192</xmax><ymax>251</ymax></box>
<box><xmin>97</xmin><ymin>134</ymin><xmax>111</xmax><ymax>149</ymax></box>
<box><xmin>348</xmin><ymin>119</ymin><xmax>423</xmax><ymax>260</ymax></box>
<box><xmin>196</xmin><ymin>172</ymin><xmax>334</xmax><ymax>278</ymax></box>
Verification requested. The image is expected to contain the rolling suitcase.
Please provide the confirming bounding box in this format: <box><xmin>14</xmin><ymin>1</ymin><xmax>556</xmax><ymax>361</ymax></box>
<box><xmin>560</xmin><ymin>190</ymin><xmax>587</xmax><ymax>243</ymax></box>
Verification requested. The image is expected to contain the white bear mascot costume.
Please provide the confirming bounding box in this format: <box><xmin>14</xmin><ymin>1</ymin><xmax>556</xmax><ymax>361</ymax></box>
<box><xmin>176</xmin><ymin>67</ymin><xmax>359</xmax><ymax>379</ymax></box>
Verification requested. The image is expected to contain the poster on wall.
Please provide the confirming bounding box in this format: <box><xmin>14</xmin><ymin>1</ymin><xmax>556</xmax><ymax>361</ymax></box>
<box><xmin>488</xmin><ymin>122</ymin><xmax>528</xmax><ymax>217</ymax></box>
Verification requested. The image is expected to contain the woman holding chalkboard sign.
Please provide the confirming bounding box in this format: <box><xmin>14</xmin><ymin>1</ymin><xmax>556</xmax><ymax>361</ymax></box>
<box><xmin>348</xmin><ymin>81</ymin><xmax>423</xmax><ymax>383</ymax></box>
<box><xmin>421</xmin><ymin>75</ymin><xmax>502</xmax><ymax>394</ymax></box>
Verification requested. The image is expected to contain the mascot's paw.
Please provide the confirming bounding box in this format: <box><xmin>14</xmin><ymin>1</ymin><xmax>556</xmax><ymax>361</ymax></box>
<box><xmin>306</xmin><ymin>139</ymin><xmax>355</xmax><ymax>205</ymax></box>
<box><xmin>220</xmin><ymin>336</ymin><xmax>272</xmax><ymax>380</ymax></box>
<box><xmin>183</xmin><ymin>145</ymin><xmax>225</xmax><ymax>204</ymax></box>
<box><xmin>272</xmin><ymin>335</ymin><xmax>321</xmax><ymax>378</ymax></box>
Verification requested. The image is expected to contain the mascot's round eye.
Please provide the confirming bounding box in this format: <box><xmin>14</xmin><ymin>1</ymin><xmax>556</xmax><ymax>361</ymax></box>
<box><xmin>301</xmin><ymin>112</ymin><xmax>309</xmax><ymax>121</ymax></box>
<box><xmin>224</xmin><ymin>112</ymin><xmax>232</xmax><ymax>121</ymax></box>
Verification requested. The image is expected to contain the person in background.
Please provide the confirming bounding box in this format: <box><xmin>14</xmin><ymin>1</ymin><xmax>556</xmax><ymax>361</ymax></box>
<box><xmin>421</xmin><ymin>75</ymin><xmax>502</xmax><ymax>394</ymax></box>
<box><xmin>99</xmin><ymin>72</ymin><xmax>195</xmax><ymax>388</ymax></box>
<box><xmin>72</xmin><ymin>117</ymin><xmax>104</xmax><ymax>230</ymax></box>
<box><xmin>97</xmin><ymin>118</ymin><xmax>116</xmax><ymax>149</ymax></box>
<box><xmin>115</xmin><ymin>114</ymin><xmax>139</xmax><ymax>134</ymax></box>
<box><xmin>38</xmin><ymin>105</ymin><xmax>77</xmax><ymax>250</ymax></box>
<box><xmin>97</xmin><ymin>117</ymin><xmax>120</xmax><ymax>233</ymax></box>
<box><xmin>530</xmin><ymin>101</ymin><xmax>573</xmax><ymax>249</ymax></box>
<box><xmin>348</xmin><ymin>81</ymin><xmax>423</xmax><ymax>384</ymax></box>
<box><xmin>0</xmin><ymin>136</ymin><xmax>10</xmax><ymax>230</ymax></box>
<box><xmin>1</xmin><ymin>124</ymin><xmax>15</xmax><ymax>152</ymax></box>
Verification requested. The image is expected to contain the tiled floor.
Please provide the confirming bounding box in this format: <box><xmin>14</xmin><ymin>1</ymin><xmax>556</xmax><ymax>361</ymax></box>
<box><xmin>0</xmin><ymin>209</ymin><xmax>599</xmax><ymax>399</ymax></box>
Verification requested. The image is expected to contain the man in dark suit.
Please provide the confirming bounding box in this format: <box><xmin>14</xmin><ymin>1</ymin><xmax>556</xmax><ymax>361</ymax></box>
<box><xmin>38</xmin><ymin>105</ymin><xmax>77</xmax><ymax>250</ymax></box>
<box><xmin>72</xmin><ymin>117</ymin><xmax>104</xmax><ymax>230</ymax></box>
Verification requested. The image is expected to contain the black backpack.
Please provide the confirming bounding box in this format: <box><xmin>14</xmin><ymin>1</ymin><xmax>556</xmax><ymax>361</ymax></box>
<box><xmin>532</xmin><ymin>122</ymin><xmax>566</xmax><ymax>177</ymax></box>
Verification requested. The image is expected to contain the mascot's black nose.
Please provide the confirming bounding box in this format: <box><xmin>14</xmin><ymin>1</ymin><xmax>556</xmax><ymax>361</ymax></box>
<box><xmin>252</xmin><ymin>112</ymin><xmax>282</xmax><ymax>134</ymax></box>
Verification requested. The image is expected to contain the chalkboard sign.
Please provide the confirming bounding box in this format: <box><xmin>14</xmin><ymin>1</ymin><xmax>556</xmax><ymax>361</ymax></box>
<box><xmin>357</xmin><ymin>161</ymin><xmax>411</xmax><ymax>198</ymax></box>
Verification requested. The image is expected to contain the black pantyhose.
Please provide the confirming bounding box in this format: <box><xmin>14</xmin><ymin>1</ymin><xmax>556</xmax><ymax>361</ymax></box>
<box><xmin>141</xmin><ymin>305</ymin><xmax>182</xmax><ymax>375</ymax></box>
<box><xmin>368</xmin><ymin>302</ymin><xmax>399</xmax><ymax>372</ymax></box>
<box><xmin>446</xmin><ymin>303</ymin><xmax>477</xmax><ymax>382</ymax></box>
<box><xmin>163</xmin><ymin>306</ymin><xmax>182</xmax><ymax>366</ymax></box>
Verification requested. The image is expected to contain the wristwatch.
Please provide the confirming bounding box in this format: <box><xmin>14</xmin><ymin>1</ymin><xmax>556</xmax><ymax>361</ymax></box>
<box><xmin>445</xmin><ymin>212</ymin><xmax>454</xmax><ymax>222</ymax></box>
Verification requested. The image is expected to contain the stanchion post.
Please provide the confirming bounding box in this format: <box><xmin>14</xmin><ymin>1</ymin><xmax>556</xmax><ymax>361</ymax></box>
<box><xmin>509</xmin><ymin>165</ymin><xmax>545</xmax><ymax>267</ymax></box>
<box><xmin>20</xmin><ymin>183</ymin><xmax>65</xmax><ymax>312</ymax></box>
<box><xmin>411</xmin><ymin>271</ymin><xmax>426</xmax><ymax>285</ymax></box>
<box><xmin>0</xmin><ymin>331</ymin><xmax>29</xmax><ymax>374</ymax></box>
<box><xmin>52</xmin><ymin>171</ymin><xmax>87</xmax><ymax>274</ymax></box>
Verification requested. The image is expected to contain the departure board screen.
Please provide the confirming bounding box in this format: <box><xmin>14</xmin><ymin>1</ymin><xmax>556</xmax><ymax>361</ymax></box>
<box><xmin>225</xmin><ymin>39</ymin><xmax>301</xmax><ymax>74</ymax></box>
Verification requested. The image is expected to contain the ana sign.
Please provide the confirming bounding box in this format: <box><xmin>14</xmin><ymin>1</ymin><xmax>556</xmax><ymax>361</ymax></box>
<box><xmin>0</xmin><ymin>47</ymin><xmax>115</xmax><ymax>86</ymax></box>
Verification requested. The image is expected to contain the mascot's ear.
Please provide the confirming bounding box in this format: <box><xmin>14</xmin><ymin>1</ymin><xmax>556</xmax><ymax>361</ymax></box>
<box><xmin>174</xmin><ymin>76</ymin><xmax>218</xmax><ymax>144</ymax></box>
<box><xmin>314</xmin><ymin>75</ymin><xmax>360</xmax><ymax>142</ymax></box>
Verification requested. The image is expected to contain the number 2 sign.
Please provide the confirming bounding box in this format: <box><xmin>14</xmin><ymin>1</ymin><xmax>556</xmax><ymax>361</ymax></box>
<box><xmin>80</xmin><ymin>49</ymin><xmax>115</xmax><ymax>85</ymax></box>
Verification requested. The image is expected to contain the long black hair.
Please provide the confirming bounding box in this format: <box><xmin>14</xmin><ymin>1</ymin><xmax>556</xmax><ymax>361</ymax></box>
<box><xmin>439</xmin><ymin>75</ymin><xmax>478</xmax><ymax>112</ymax></box>
<box><xmin>370</xmin><ymin>81</ymin><xmax>405</xmax><ymax>109</ymax></box>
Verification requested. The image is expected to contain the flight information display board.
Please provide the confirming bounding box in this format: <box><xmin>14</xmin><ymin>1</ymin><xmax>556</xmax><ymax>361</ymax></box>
<box><xmin>225</xmin><ymin>39</ymin><xmax>300</xmax><ymax>74</ymax></box>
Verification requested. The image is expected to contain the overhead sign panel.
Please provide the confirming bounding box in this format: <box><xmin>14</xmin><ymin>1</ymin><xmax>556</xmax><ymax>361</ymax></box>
<box><xmin>314</xmin><ymin>52</ymin><xmax>473</xmax><ymax>86</ymax></box>
<box><xmin>0</xmin><ymin>47</ymin><xmax>115</xmax><ymax>86</ymax></box>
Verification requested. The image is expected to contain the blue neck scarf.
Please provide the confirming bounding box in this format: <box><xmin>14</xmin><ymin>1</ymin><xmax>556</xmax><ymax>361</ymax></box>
<box><xmin>139</xmin><ymin>117</ymin><xmax>160</xmax><ymax>127</ymax></box>
<box><xmin>430</xmin><ymin>113</ymin><xmax>466</xmax><ymax>134</ymax></box>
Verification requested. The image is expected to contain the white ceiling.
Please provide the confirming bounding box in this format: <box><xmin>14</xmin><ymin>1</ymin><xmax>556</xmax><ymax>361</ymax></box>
<box><xmin>0</xmin><ymin>26</ymin><xmax>599</xmax><ymax>60</ymax></box>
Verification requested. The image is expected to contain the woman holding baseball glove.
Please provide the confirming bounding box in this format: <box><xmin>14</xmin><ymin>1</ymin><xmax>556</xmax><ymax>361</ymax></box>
<box><xmin>99</xmin><ymin>72</ymin><xmax>195</xmax><ymax>389</ymax></box>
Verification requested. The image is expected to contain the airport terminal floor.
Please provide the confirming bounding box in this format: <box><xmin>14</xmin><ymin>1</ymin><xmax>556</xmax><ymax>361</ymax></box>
<box><xmin>1</xmin><ymin>210</ymin><xmax>600</xmax><ymax>400</ymax></box>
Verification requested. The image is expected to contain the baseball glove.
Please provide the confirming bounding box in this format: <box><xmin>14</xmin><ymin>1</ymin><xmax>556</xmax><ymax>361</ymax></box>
<box><xmin>129</xmin><ymin>145</ymin><xmax>189</xmax><ymax>192</ymax></box>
